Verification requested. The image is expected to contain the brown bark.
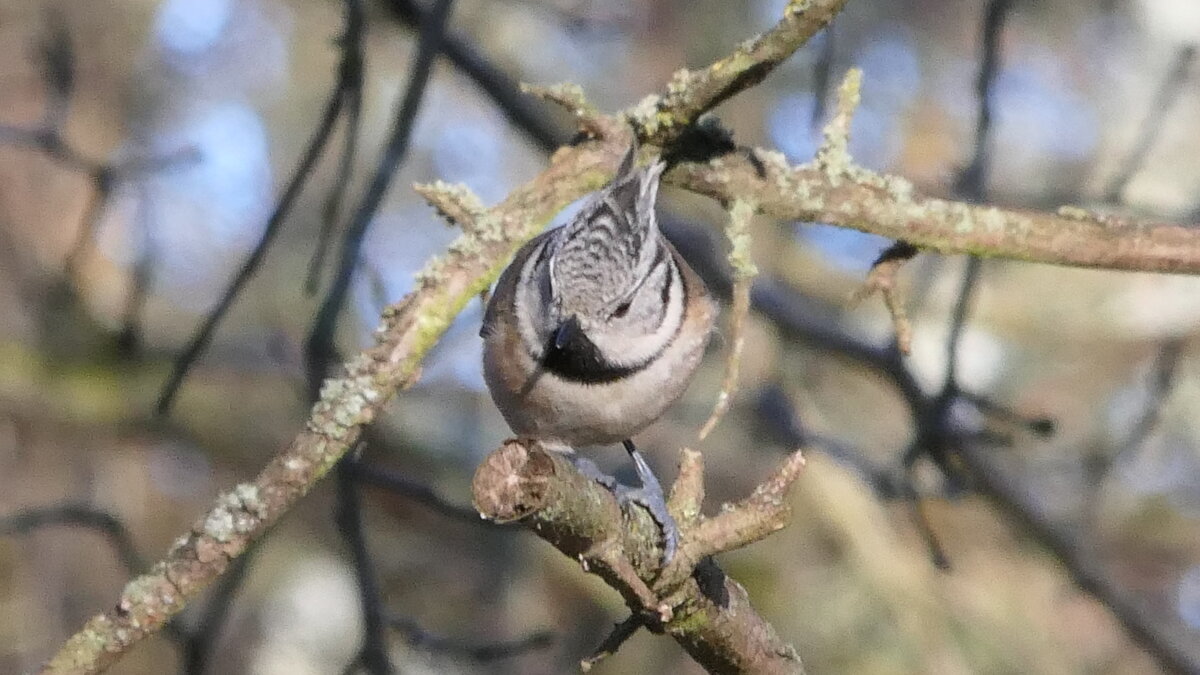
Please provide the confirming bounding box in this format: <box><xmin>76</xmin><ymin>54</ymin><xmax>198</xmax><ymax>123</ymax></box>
<box><xmin>473</xmin><ymin>442</ymin><xmax>807</xmax><ymax>674</ymax></box>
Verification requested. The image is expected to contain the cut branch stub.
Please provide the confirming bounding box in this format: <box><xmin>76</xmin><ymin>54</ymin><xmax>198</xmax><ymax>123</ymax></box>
<box><xmin>472</xmin><ymin>441</ymin><xmax>807</xmax><ymax>674</ymax></box>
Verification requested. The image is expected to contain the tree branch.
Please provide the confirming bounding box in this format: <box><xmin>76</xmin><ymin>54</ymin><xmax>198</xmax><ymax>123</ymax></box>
<box><xmin>472</xmin><ymin>441</ymin><xmax>807</xmax><ymax>674</ymax></box>
<box><xmin>668</xmin><ymin>150</ymin><xmax>1200</xmax><ymax>274</ymax></box>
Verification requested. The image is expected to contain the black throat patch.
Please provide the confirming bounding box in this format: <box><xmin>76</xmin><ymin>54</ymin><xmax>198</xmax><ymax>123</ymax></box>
<box><xmin>540</xmin><ymin>329</ymin><xmax>650</xmax><ymax>384</ymax></box>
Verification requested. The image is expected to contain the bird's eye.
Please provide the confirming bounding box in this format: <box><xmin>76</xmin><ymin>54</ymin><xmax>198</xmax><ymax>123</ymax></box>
<box><xmin>611</xmin><ymin>300</ymin><xmax>632</xmax><ymax>319</ymax></box>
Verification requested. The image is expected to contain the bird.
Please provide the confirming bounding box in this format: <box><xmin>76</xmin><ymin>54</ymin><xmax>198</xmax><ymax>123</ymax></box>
<box><xmin>480</xmin><ymin>141</ymin><xmax>716</xmax><ymax>561</ymax></box>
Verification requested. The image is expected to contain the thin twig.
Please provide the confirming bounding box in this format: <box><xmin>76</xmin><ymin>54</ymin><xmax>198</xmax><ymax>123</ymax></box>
<box><xmin>390</xmin><ymin>616</ymin><xmax>553</xmax><ymax>662</ymax></box>
<box><xmin>0</xmin><ymin>505</ymin><xmax>145</xmax><ymax>578</ymax></box>
<box><xmin>1103</xmin><ymin>45</ymin><xmax>1196</xmax><ymax>204</ymax></box>
<box><xmin>851</xmin><ymin>240</ymin><xmax>918</xmax><ymax>355</ymax></box>
<box><xmin>156</xmin><ymin>0</ymin><xmax>367</xmax><ymax>415</ymax></box>
<box><xmin>380</xmin><ymin>0</ymin><xmax>572</xmax><ymax>152</ymax></box>
<box><xmin>337</xmin><ymin>455</ymin><xmax>393</xmax><ymax>675</ymax></box>
<box><xmin>580</xmin><ymin>614</ymin><xmax>642</xmax><ymax>671</ymax></box>
<box><xmin>955</xmin><ymin>0</ymin><xmax>1011</xmax><ymax>203</ymax></box>
<box><xmin>305</xmin><ymin>0</ymin><xmax>456</xmax><ymax>399</ymax></box>
<box><xmin>181</xmin><ymin>551</ymin><xmax>256</xmax><ymax>675</ymax></box>
<box><xmin>116</xmin><ymin>184</ymin><xmax>157</xmax><ymax>356</ymax></box>
<box><xmin>0</xmin><ymin>506</ymin><xmax>189</xmax><ymax>646</ymax></box>
<box><xmin>698</xmin><ymin>199</ymin><xmax>758</xmax><ymax>440</ymax></box>
<box><xmin>349</xmin><ymin>460</ymin><xmax>499</xmax><ymax>526</ymax></box>
<box><xmin>306</xmin><ymin>0</ymin><xmax>366</xmax><ymax>295</ymax></box>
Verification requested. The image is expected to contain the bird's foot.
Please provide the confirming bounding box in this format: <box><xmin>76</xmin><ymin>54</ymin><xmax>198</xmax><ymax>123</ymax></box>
<box><xmin>619</xmin><ymin>440</ymin><xmax>679</xmax><ymax>565</ymax></box>
<box><xmin>569</xmin><ymin>455</ymin><xmax>618</xmax><ymax>491</ymax></box>
<box><xmin>568</xmin><ymin>443</ymin><xmax>679</xmax><ymax>566</ymax></box>
<box><xmin>613</xmin><ymin>483</ymin><xmax>678</xmax><ymax>566</ymax></box>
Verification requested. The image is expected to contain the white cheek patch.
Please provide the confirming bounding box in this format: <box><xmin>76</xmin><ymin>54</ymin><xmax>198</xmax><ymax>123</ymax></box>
<box><xmin>589</xmin><ymin>260</ymin><xmax>684</xmax><ymax>367</ymax></box>
<box><xmin>515</xmin><ymin>241</ymin><xmax>551</xmax><ymax>358</ymax></box>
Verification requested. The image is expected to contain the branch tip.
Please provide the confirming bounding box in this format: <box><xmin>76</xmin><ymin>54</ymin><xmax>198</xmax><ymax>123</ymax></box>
<box><xmin>851</xmin><ymin>240</ymin><xmax>918</xmax><ymax>354</ymax></box>
<box><xmin>815</xmin><ymin>67</ymin><xmax>862</xmax><ymax>180</ymax></box>
<box><xmin>413</xmin><ymin>180</ymin><xmax>487</xmax><ymax>229</ymax></box>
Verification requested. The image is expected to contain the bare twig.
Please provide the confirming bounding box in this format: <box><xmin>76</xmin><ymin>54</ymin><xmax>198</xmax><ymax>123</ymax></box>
<box><xmin>155</xmin><ymin>0</ymin><xmax>366</xmax><ymax>415</ymax></box>
<box><xmin>348</xmin><ymin>460</ymin><xmax>497</xmax><ymax>526</ymax></box>
<box><xmin>181</xmin><ymin>551</ymin><xmax>256</xmax><ymax>675</ymax></box>
<box><xmin>959</xmin><ymin>443</ymin><xmax>1199</xmax><ymax>674</ymax></box>
<box><xmin>307</xmin><ymin>0</ymin><xmax>367</xmax><ymax>295</ymax></box>
<box><xmin>810</xmin><ymin>26</ymin><xmax>836</xmax><ymax>132</ymax></box>
<box><xmin>336</xmin><ymin>455</ymin><xmax>393</xmax><ymax>675</ymax></box>
<box><xmin>1095</xmin><ymin>339</ymin><xmax>1185</xmax><ymax>478</ymax></box>
<box><xmin>390</xmin><ymin>616</ymin><xmax>553</xmax><ymax>662</ymax></box>
<box><xmin>698</xmin><ymin>199</ymin><xmax>758</xmax><ymax>440</ymax></box>
<box><xmin>116</xmin><ymin>184</ymin><xmax>157</xmax><ymax>355</ymax></box>
<box><xmin>955</xmin><ymin>0</ymin><xmax>1011</xmax><ymax>202</ymax></box>
<box><xmin>1</xmin><ymin>14</ymin><xmax>195</xmax><ymax>351</ymax></box>
<box><xmin>580</xmin><ymin>614</ymin><xmax>642</xmax><ymax>671</ymax></box>
<box><xmin>0</xmin><ymin>504</ymin><xmax>145</xmax><ymax>579</ymax></box>
<box><xmin>305</xmin><ymin>0</ymin><xmax>456</xmax><ymax>398</ymax></box>
<box><xmin>381</xmin><ymin>0</ymin><xmax>569</xmax><ymax>152</ymax></box>
<box><xmin>1103</xmin><ymin>45</ymin><xmax>1196</xmax><ymax>204</ymax></box>
<box><xmin>851</xmin><ymin>240</ymin><xmax>917</xmax><ymax>354</ymax></box>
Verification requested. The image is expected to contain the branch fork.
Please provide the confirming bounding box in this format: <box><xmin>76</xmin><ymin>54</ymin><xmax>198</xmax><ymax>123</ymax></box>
<box><xmin>472</xmin><ymin>441</ymin><xmax>807</xmax><ymax>673</ymax></box>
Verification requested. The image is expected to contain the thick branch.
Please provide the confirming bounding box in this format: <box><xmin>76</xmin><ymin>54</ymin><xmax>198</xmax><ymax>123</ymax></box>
<box><xmin>472</xmin><ymin>441</ymin><xmax>806</xmax><ymax>674</ymax></box>
<box><xmin>669</xmin><ymin>152</ymin><xmax>1200</xmax><ymax>274</ymax></box>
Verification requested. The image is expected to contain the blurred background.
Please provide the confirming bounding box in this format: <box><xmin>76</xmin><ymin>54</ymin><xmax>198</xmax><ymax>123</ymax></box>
<box><xmin>1</xmin><ymin>0</ymin><xmax>1199</xmax><ymax>673</ymax></box>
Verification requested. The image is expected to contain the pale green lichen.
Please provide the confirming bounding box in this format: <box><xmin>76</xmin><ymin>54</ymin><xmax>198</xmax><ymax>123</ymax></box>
<box><xmin>785</xmin><ymin>0</ymin><xmax>814</xmax><ymax>16</ymax></box>
<box><xmin>202</xmin><ymin>508</ymin><xmax>236</xmax><ymax>543</ymax></box>
<box><xmin>208</xmin><ymin>483</ymin><xmax>269</xmax><ymax>536</ymax></box>
<box><xmin>472</xmin><ymin>214</ymin><xmax>507</xmax><ymax>243</ymax></box>
<box><xmin>414</xmin><ymin>180</ymin><xmax>487</xmax><ymax>229</ymax></box>
<box><xmin>520</xmin><ymin>81</ymin><xmax>597</xmax><ymax>118</ymax></box>
<box><xmin>666</xmin><ymin>68</ymin><xmax>695</xmax><ymax>96</ymax></box>
<box><xmin>118</xmin><ymin>573</ymin><xmax>180</xmax><ymax>622</ymax></box>
<box><xmin>882</xmin><ymin>173</ymin><xmax>915</xmax><ymax>203</ymax></box>
<box><xmin>697</xmin><ymin>199</ymin><xmax>758</xmax><ymax>441</ymax></box>
<box><xmin>726</xmin><ymin>199</ymin><xmax>759</xmax><ymax>280</ymax></box>
<box><xmin>814</xmin><ymin>68</ymin><xmax>862</xmax><ymax>185</ymax></box>
<box><xmin>233</xmin><ymin>483</ymin><xmax>265</xmax><ymax>517</ymax></box>
<box><xmin>624</xmin><ymin>94</ymin><xmax>667</xmax><ymax>135</ymax></box>
<box><xmin>308</xmin><ymin>361</ymin><xmax>382</xmax><ymax>442</ymax></box>
<box><xmin>1057</xmin><ymin>204</ymin><xmax>1091</xmax><ymax>220</ymax></box>
<box><xmin>979</xmin><ymin>206</ymin><xmax>1007</xmax><ymax>233</ymax></box>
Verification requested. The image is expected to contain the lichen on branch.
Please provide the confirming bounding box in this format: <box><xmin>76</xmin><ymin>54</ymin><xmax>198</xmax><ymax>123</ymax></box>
<box><xmin>472</xmin><ymin>441</ymin><xmax>808</xmax><ymax>674</ymax></box>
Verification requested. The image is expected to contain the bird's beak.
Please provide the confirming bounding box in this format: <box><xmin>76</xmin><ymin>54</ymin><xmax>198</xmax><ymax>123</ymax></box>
<box><xmin>554</xmin><ymin>314</ymin><xmax>583</xmax><ymax>350</ymax></box>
